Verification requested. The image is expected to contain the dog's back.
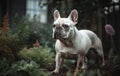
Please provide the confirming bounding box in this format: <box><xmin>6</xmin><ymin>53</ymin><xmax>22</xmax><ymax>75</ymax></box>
<box><xmin>79</xmin><ymin>30</ymin><xmax>101</xmax><ymax>46</ymax></box>
<box><xmin>79</xmin><ymin>30</ymin><xmax>98</xmax><ymax>41</ymax></box>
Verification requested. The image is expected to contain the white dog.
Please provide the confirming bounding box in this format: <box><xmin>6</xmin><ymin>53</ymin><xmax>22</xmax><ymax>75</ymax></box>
<box><xmin>52</xmin><ymin>9</ymin><xmax>105</xmax><ymax>76</ymax></box>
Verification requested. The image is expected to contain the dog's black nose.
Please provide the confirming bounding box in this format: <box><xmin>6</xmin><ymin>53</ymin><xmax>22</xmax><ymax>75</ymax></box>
<box><xmin>54</xmin><ymin>31</ymin><xmax>61</xmax><ymax>39</ymax></box>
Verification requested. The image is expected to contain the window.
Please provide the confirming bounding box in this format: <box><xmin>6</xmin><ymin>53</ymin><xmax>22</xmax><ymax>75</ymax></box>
<box><xmin>26</xmin><ymin>0</ymin><xmax>47</xmax><ymax>23</ymax></box>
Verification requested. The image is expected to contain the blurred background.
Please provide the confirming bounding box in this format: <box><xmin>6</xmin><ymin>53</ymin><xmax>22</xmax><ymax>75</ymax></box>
<box><xmin>0</xmin><ymin>0</ymin><xmax>120</xmax><ymax>76</ymax></box>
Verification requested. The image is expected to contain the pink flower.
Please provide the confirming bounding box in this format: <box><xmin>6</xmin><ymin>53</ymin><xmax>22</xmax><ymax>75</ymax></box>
<box><xmin>105</xmin><ymin>24</ymin><xmax>115</xmax><ymax>36</ymax></box>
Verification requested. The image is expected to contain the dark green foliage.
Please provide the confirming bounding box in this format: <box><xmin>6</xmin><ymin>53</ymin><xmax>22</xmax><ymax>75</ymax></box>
<box><xmin>5</xmin><ymin>60</ymin><xmax>50</xmax><ymax>76</ymax></box>
<box><xmin>0</xmin><ymin>57</ymin><xmax>10</xmax><ymax>76</ymax></box>
<box><xmin>0</xmin><ymin>14</ymin><xmax>55</xmax><ymax>75</ymax></box>
<box><xmin>28</xmin><ymin>21</ymin><xmax>55</xmax><ymax>49</ymax></box>
<box><xmin>0</xmin><ymin>15</ymin><xmax>31</xmax><ymax>53</ymax></box>
<box><xmin>0</xmin><ymin>14</ymin><xmax>55</xmax><ymax>52</ymax></box>
<box><xmin>13</xmin><ymin>14</ymin><xmax>55</xmax><ymax>49</ymax></box>
<box><xmin>19</xmin><ymin>47</ymin><xmax>54</xmax><ymax>68</ymax></box>
<box><xmin>12</xmin><ymin>14</ymin><xmax>30</xmax><ymax>51</ymax></box>
<box><xmin>0</xmin><ymin>52</ymin><xmax>53</xmax><ymax>76</ymax></box>
<box><xmin>10</xmin><ymin>60</ymin><xmax>39</xmax><ymax>72</ymax></box>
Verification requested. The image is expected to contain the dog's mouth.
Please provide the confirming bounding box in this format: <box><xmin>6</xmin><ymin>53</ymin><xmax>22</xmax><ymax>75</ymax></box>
<box><xmin>53</xmin><ymin>33</ymin><xmax>62</xmax><ymax>39</ymax></box>
<box><xmin>54</xmin><ymin>34</ymin><xmax>68</xmax><ymax>41</ymax></box>
<box><xmin>54</xmin><ymin>35</ymin><xmax>68</xmax><ymax>41</ymax></box>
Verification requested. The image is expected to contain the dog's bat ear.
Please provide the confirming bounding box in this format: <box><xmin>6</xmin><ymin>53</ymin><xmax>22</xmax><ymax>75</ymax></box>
<box><xmin>54</xmin><ymin>10</ymin><xmax>60</xmax><ymax>21</ymax></box>
<box><xmin>68</xmin><ymin>9</ymin><xmax>78</xmax><ymax>24</ymax></box>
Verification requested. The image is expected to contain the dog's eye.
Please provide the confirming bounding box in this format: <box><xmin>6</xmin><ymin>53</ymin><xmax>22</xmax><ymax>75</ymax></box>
<box><xmin>62</xmin><ymin>24</ymin><xmax>69</xmax><ymax>28</ymax></box>
<box><xmin>53</xmin><ymin>24</ymin><xmax>56</xmax><ymax>28</ymax></box>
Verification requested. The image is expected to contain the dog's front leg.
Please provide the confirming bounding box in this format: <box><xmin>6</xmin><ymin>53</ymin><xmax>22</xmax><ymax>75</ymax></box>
<box><xmin>74</xmin><ymin>54</ymin><xmax>84</xmax><ymax>76</ymax></box>
<box><xmin>53</xmin><ymin>52</ymin><xmax>63</xmax><ymax>73</ymax></box>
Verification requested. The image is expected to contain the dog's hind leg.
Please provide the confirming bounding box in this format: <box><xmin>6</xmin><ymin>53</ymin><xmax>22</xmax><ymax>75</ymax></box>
<box><xmin>92</xmin><ymin>37</ymin><xmax>105</xmax><ymax>67</ymax></box>
<box><xmin>94</xmin><ymin>44</ymin><xmax>105</xmax><ymax>67</ymax></box>
<box><xmin>97</xmin><ymin>48</ymin><xmax>105</xmax><ymax>67</ymax></box>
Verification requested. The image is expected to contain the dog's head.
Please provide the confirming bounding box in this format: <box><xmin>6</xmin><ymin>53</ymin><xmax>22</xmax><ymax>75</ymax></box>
<box><xmin>52</xmin><ymin>9</ymin><xmax>78</xmax><ymax>39</ymax></box>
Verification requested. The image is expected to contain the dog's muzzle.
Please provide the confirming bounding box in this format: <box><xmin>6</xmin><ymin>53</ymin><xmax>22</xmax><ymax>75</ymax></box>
<box><xmin>53</xmin><ymin>30</ymin><xmax>61</xmax><ymax>39</ymax></box>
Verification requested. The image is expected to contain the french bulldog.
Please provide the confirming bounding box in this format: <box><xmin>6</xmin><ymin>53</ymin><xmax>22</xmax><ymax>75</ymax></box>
<box><xmin>52</xmin><ymin>9</ymin><xmax>105</xmax><ymax>76</ymax></box>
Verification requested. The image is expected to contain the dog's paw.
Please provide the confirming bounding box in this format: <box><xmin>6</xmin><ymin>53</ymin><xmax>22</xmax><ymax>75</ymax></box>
<box><xmin>51</xmin><ymin>69</ymin><xmax>59</xmax><ymax>74</ymax></box>
<box><xmin>51</xmin><ymin>71</ymin><xmax>59</xmax><ymax>76</ymax></box>
<box><xmin>81</xmin><ymin>64</ymin><xmax>87</xmax><ymax>70</ymax></box>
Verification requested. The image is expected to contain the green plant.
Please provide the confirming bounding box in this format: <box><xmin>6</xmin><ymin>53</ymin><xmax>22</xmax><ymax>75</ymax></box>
<box><xmin>0</xmin><ymin>45</ymin><xmax>15</xmax><ymax>62</ymax></box>
<box><xmin>28</xmin><ymin>21</ymin><xmax>55</xmax><ymax>49</ymax></box>
<box><xmin>7</xmin><ymin>60</ymin><xmax>50</xmax><ymax>76</ymax></box>
<box><xmin>19</xmin><ymin>46</ymin><xmax>54</xmax><ymax>67</ymax></box>
<box><xmin>13</xmin><ymin>14</ymin><xmax>55</xmax><ymax>50</ymax></box>
<box><xmin>0</xmin><ymin>57</ymin><xmax>10</xmax><ymax>76</ymax></box>
<box><xmin>0</xmin><ymin>14</ymin><xmax>55</xmax><ymax>76</ymax></box>
<box><xmin>12</xmin><ymin>14</ymin><xmax>30</xmax><ymax>50</ymax></box>
<box><xmin>11</xmin><ymin>60</ymin><xmax>39</xmax><ymax>72</ymax></box>
<box><xmin>0</xmin><ymin>14</ymin><xmax>30</xmax><ymax>54</ymax></box>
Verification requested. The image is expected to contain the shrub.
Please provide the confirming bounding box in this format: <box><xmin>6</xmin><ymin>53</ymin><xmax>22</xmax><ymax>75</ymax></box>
<box><xmin>13</xmin><ymin>14</ymin><xmax>55</xmax><ymax>50</ymax></box>
<box><xmin>12</xmin><ymin>14</ymin><xmax>30</xmax><ymax>51</ymax></box>
<box><xmin>0</xmin><ymin>45</ymin><xmax>15</xmax><ymax>62</ymax></box>
<box><xmin>0</xmin><ymin>14</ymin><xmax>30</xmax><ymax>60</ymax></box>
<box><xmin>28</xmin><ymin>20</ymin><xmax>55</xmax><ymax>50</ymax></box>
<box><xmin>7</xmin><ymin>60</ymin><xmax>50</xmax><ymax>76</ymax></box>
<box><xmin>0</xmin><ymin>57</ymin><xmax>10</xmax><ymax>76</ymax></box>
<box><xmin>19</xmin><ymin>46</ymin><xmax>54</xmax><ymax>67</ymax></box>
<box><xmin>11</xmin><ymin>60</ymin><xmax>39</xmax><ymax>72</ymax></box>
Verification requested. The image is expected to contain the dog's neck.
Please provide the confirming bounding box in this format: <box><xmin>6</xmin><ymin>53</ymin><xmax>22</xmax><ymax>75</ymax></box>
<box><xmin>58</xmin><ymin>38</ymin><xmax>73</xmax><ymax>47</ymax></box>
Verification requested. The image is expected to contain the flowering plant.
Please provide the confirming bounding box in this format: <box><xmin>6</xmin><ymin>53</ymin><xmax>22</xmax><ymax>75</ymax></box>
<box><xmin>105</xmin><ymin>24</ymin><xmax>115</xmax><ymax>58</ymax></box>
<box><xmin>105</xmin><ymin>24</ymin><xmax>115</xmax><ymax>36</ymax></box>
